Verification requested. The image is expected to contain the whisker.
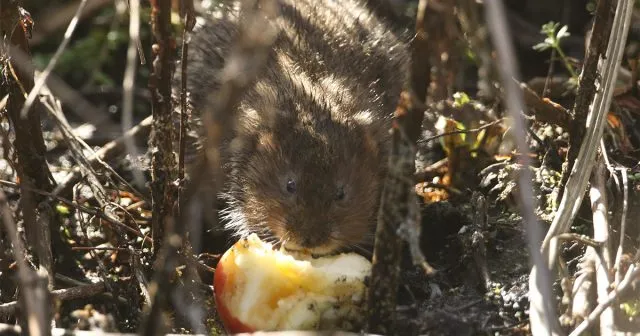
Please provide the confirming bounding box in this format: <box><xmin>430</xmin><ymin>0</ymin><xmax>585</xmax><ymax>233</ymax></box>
<box><xmin>327</xmin><ymin>234</ymin><xmax>373</xmax><ymax>257</ymax></box>
<box><xmin>276</xmin><ymin>231</ymin><xmax>291</xmax><ymax>249</ymax></box>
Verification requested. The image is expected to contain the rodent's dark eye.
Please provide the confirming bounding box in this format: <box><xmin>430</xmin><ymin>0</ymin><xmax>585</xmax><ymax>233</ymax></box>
<box><xmin>335</xmin><ymin>186</ymin><xmax>346</xmax><ymax>201</ymax></box>
<box><xmin>286</xmin><ymin>179</ymin><xmax>297</xmax><ymax>194</ymax></box>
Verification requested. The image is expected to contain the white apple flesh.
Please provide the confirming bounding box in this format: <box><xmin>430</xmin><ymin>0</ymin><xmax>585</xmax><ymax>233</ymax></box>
<box><xmin>213</xmin><ymin>234</ymin><xmax>372</xmax><ymax>333</ymax></box>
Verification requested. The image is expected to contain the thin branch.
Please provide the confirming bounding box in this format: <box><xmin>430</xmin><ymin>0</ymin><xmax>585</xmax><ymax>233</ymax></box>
<box><xmin>531</xmin><ymin>0</ymin><xmax>634</xmax><ymax>334</ymax></box>
<box><xmin>178</xmin><ymin>7</ymin><xmax>196</xmax><ymax>185</ymax></box>
<box><xmin>367</xmin><ymin>0</ymin><xmax>430</xmax><ymax>331</ymax></box>
<box><xmin>122</xmin><ymin>0</ymin><xmax>145</xmax><ymax>188</ymax></box>
<box><xmin>543</xmin><ymin>48</ymin><xmax>558</xmax><ymax>98</ymax></box>
<box><xmin>148</xmin><ymin>0</ymin><xmax>177</xmax><ymax>256</ymax></box>
<box><xmin>421</xmin><ymin>118</ymin><xmax>505</xmax><ymax>144</ymax></box>
<box><xmin>613</xmin><ymin>167</ymin><xmax>628</xmax><ymax>285</ymax></box>
<box><xmin>571</xmin><ymin>252</ymin><xmax>595</xmax><ymax>325</ymax></box>
<box><xmin>555</xmin><ymin>233</ymin><xmax>603</xmax><ymax>249</ymax></box>
<box><xmin>0</xmin><ymin>189</ymin><xmax>51</xmax><ymax>336</ymax></box>
<box><xmin>541</xmin><ymin>0</ymin><xmax>633</xmax><ymax>264</ymax></box>
<box><xmin>42</xmin><ymin>95</ymin><xmax>109</xmax><ymax>208</ymax></box>
<box><xmin>555</xmin><ymin>0</ymin><xmax>614</xmax><ymax>204</ymax></box>
<box><xmin>71</xmin><ymin>247</ymin><xmax>131</xmax><ymax>251</ymax></box>
<box><xmin>7</xmin><ymin>47</ymin><xmax>119</xmax><ymax>132</ymax></box>
<box><xmin>0</xmin><ymin>282</ymin><xmax>105</xmax><ymax>318</ymax></box>
<box><xmin>413</xmin><ymin>157</ymin><xmax>448</xmax><ymax>183</ymax></box>
<box><xmin>588</xmin><ymin>157</ymin><xmax>614</xmax><ymax>335</ymax></box>
<box><xmin>174</xmin><ymin>8</ymin><xmax>208</xmax><ymax>329</ymax></box>
<box><xmin>52</xmin><ymin>115</ymin><xmax>152</xmax><ymax>200</ymax></box>
<box><xmin>1</xmin><ymin>180</ymin><xmax>214</xmax><ymax>277</ymax></box>
<box><xmin>569</xmin><ymin>264</ymin><xmax>640</xmax><ymax>336</ymax></box>
<box><xmin>19</xmin><ymin>0</ymin><xmax>88</xmax><ymax>119</ymax></box>
<box><xmin>1</xmin><ymin>0</ymin><xmax>57</xmax><ymax>295</ymax></box>
<box><xmin>139</xmin><ymin>0</ymin><xmax>279</xmax><ymax>334</ymax></box>
<box><xmin>177</xmin><ymin>1</ymin><xmax>195</xmax><ymax>245</ymax></box>
<box><xmin>131</xmin><ymin>252</ymin><xmax>152</xmax><ymax>308</ymax></box>
<box><xmin>0</xmin><ymin>180</ymin><xmax>151</xmax><ymax>244</ymax></box>
<box><xmin>600</xmin><ymin>140</ymin><xmax>620</xmax><ymax>192</ymax></box>
<box><xmin>471</xmin><ymin>192</ymin><xmax>490</xmax><ymax>290</ymax></box>
<box><xmin>483</xmin><ymin>0</ymin><xmax>560</xmax><ymax>334</ymax></box>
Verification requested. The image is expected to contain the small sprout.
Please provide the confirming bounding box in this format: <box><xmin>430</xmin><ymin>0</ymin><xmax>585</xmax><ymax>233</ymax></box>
<box><xmin>620</xmin><ymin>300</ymin><xmax>640</xmax><ymax>319</ymax></box>
<box><xmin>464</xmin><ymin>48</ymin><xmax>477</xmax><ymax>63</ymax></box>
<box><xmin>533</xmin><ymin>21</ymin><xmax>578</xmax><ymax>81</ymax></box>
<box><xmin>533</xmin><ymin>22</ymin><xmax>571</xmax><ymax>51</ymax></box>
<box><xmin>557</xmin><ymin>25</ymin><xmax>570</xmax><ymax>39</ymax></box>
<box><xmin>56</xmin><ymin>204</ymin><xmax>71</xmax><ymax>216</ymax></box>
<box><xmin>453</xmin><ymin>92</ymin><xmax>471</xmax><ymax>107</ymax></box>
<box><xmin>435</xmin><ymin>116</ymin><xmax>467</xmax><ymax>155</ymax></box>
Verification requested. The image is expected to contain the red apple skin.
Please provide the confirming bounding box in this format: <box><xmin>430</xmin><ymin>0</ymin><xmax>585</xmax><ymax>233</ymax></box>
<box><xmin>213</xmin><ymin>247</ymin><xmax>255</xmax><ymax>334</ymax></box>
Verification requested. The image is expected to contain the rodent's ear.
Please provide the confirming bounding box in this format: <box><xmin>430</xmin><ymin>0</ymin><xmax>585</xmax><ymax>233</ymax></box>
<box><xmin>257</xmin><ymin>132</ymin><xmax>278</xmax><ymax>151</ymax></box>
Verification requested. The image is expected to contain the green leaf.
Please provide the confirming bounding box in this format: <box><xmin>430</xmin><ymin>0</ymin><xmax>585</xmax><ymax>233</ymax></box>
<box><xmin>56</xmin><ymin>204</ymin><xmax>71</xmax><ymax>216</ymax></box>
<box><xmin>540</xmin><ymin>21</ymin><xmax>559</xmax><ymax>36</ymax></box>
<box><xmin>557</xmin><ymin>25</ymin><xmax>570</xmax><ymax>39</ymax></box>
<box><xmin>453</xmin><ymin>92</ymin><xmax>471</xmax><ymax>107</ymax></box>
<box><xmin>453</xmin><ymin>119</ymin><xmax>467</xmax><ymax>143</ymax></box>
<box><xmin>533</xmin><ymin>42</ymin><xmax>551</xmax><ymax>51</ymax></box>
<box><xmin>620</xmin><ymin>300</ymin><xmax>640</xmax><ymax>317</ymax></box>
<box><xmin>471</xmin><ymin>128</ymin><xmax>486</xmax><ymax>151</ymax></box>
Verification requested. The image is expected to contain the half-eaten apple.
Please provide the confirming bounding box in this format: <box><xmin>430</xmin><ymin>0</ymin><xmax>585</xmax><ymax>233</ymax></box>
<box><xmin>213</xmin><ymin>234</ymin><xmax>372</xmax><ymax>333</ymax></box>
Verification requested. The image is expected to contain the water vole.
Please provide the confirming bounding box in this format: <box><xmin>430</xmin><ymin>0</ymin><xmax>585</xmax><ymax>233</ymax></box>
<box><xmin>184</xmin><ymin>0</ymin><xmax>409</xmax><ymax>255</ymax></box>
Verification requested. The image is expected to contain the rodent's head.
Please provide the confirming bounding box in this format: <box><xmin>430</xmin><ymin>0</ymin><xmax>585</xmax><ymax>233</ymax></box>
<box><xmin>230</xmin><ymin>116</ymin><xmax>384</xmax><ymax>255</ymax></box>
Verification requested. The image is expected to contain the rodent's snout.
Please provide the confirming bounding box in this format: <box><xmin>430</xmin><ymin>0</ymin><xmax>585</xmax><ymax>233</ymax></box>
<box><xmin>282</xmin><ymin>220</ymin><xmax>339</xmax><ymax>255</ymax></box>
<box><xmin>283</xmin><ymin>239</ymin><xmax>338</xmax><ymax>256</ymax></box>
<box><xmin>296</xmin><ymin>233</ymin><xmax>328</xmax><ymax>249</ymax></box>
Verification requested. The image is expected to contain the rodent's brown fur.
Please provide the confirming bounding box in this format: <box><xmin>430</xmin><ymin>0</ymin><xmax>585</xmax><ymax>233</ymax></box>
<box><xmin>184</xmin><ymin>0</ymin><xmax>409</xmax><ymax>254</ymax></box>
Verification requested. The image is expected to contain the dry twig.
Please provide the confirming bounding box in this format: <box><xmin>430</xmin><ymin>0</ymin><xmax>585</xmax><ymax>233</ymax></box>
<box><xmin>569</xmin><ymin>264</ymin><xmax>640</xmax><ymax>336</ymax></box>
<box><xmin>366</xmin><ymin>0</ymin><xmax>431</xmax><ymax>331</ymax></box>
<box><xmin>366</xmin><ymin>86</ymin><xmax>425</xmax><ymax>334</ymax></box>
<box><xmin>0</xmin><ymin>180</ymin><xmax>151</xmax><ymax>244</ymax></box>
<box><xmin>0</xmin><ymin>189</ymin><xmax>51</xmax><ymax>336</ymax></box>
<box><xmin>19</xmin><ymin>0</ymin><xmax>88</xmax><ymax>119</ymax></box>
<box><xmin>148</xmin><ymin>0</ymin><xmax>177</xmax><ymax>256</ymax></box>
<box><xmin>529</xmin><ymin>0</ymin><xmax>635</xmax><ymax>334</ymax></box>
<box><xmin>5</xmin><ymin>47</ymin><xmax>119</xmax><ymax>133</ymax></box>
<box><xmin>1</xmin><ymin>0</ymin><xmax>57</xmax><ymax>291</ymax></box>
<box><xmin>178</xmin><ymin>1</ymin><xmax>196</xmax><ymax>189</ymax></box>
<box><xmin>122</xmin><ymin>0</ymin><xmax>146</xmax><ymax>195</ymax></box>
<box><xmin>483</xmin><ymin>0</ymin><xmax>559</xmax><ymax>334</ymax></box>
<box><xmin>421</xmin><ymin>118</ymin><xmax>505</xmax><ymax>144</ymax></box>
<box><xmin>588</xmin><ymin>158</ymin><xmax>614</xmax><ymax>335</ymax></box>
<box><xmin>613</xmin><ymin>167</ymin><xmax>629</xmax><ymax>285</ymax></box>
<box><xmin>570</xmin><ymin>253</ymin><xmax>595</xmax><ymax>326</ymax></box>
<box><xmin>52</xmin><ymin>115</ymin><xmax>152</xmax><ymax>199</ymax></box>
<box><xmin>470</xmin><ymin>192</ymin><xmax>490</xmax><ymax>290</ymax></box>
<box><xmin>140</xmin><ymin>0</ymin><xmax>279</xmax><ymax>334</ymax></box>
<box><xmin>555</xmin><ymin>0</ymin><xmax>615</xmax><ymax>204</ymax></box>
<box><xmin>0</xmin><ymin>282</ymin><xmax>105</xmax><ymax>318</ymax></box>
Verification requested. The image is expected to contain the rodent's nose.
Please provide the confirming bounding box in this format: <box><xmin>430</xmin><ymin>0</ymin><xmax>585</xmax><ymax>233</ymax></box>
<box><xmin>295</xmin><ymin>230</ymin><xmax>329</xmax><ymax>249</ymax></box>
<box><xmin>299</xmin><ymin>235</ymin><xmax>322</xmax><ymax>248</ymax></box>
